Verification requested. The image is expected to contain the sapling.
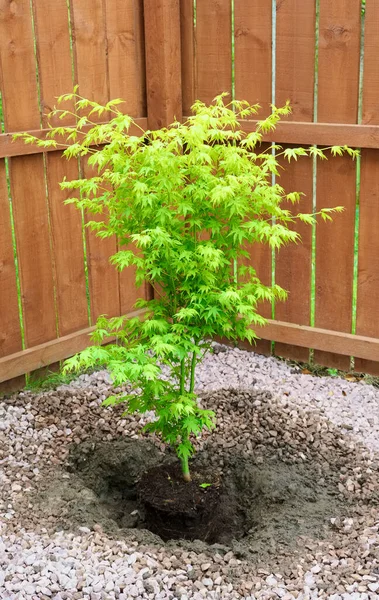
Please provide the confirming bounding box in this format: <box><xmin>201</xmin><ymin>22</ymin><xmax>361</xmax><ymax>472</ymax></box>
<box><xmin>15</xmin><ymin>92</ymin><xmax>358</xmax><ymax>482</ymax></box>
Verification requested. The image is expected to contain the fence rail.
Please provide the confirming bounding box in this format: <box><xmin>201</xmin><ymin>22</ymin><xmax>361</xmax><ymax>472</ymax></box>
<box><xmin>1</xmin><ymin>0</ymin><xmax>379</xmax><ymax>390</ymax></box>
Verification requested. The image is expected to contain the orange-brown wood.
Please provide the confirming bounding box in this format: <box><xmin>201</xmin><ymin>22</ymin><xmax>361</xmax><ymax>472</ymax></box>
<box><xmin>233</xmin><ymin>0</ymin><xmax>272</xmax><ymax>355</ymax></box>
<box><xmin>7</xmin><ymin>120</ymin><xmax>379</xmax><ymax>159</ymax></box>
<box><xmin>355</xmin><ymin>150</ymin><xmax>379</xmax><ymax>375</ymax></box>
<box><xmin>5</xmin><ymin>312</ymin><xmax>379</xmax><ymax>385</ymax></box>
<box><xmin>0</xmin><ymin>160</ymin><xmax>23</xmax><ymax>358</ymax></box>
<box><xmin>276</xmin><ymin>0</ymin><xmax>316</xmax><ymax>121</ymax></box>
<box><xmin>234</xmin><ymin>0</ymin><xmax>272</xmax><ymax>115</ymax></box>
<box><xmin>180</xmin><ymin>0</ymin><xmax>196</xmax><ymax>115</ymax></box>
<box><xmin>274</xmin><ymin>0</ymin><xmax>315</xmax><ymax>362</ymax></box>
<box><xmin>144</xmin><ymin>0</ymin><xmax>182</xmax><ymax>128</ymax></box>
<box><xmin>106</xmin><ymin>0</ymin><xmax>146</xmax><ymax>117</ymax></box>
<box><xmin>0</xmin><ymin>309</ymin><xmax>146</xmax><ymax>383</ymax></box>
<box><xmin>275</xmin><ymin>154</ymin><xmax>313</xmax><ymax>363</ymax></box>
<box><xmin>0</xmin><ymin>0</ymin><xmax>57</xmax><ymax>352</ymax></box>
<box><xmin>8</xmin><ymin>155</ymin><xmax>57</xmax><ymax>346</ymax></box>
<box><xmin>32</xmin><ymin>0</ymin><xmax>89</xmax><ymax>337</ymax></box>
<box><xmin>0</xmin><ymin>119</ymin><xmax>148</xmax><ymax>159</ymax></box>
<box><xmin>71</xmin><ymin>0</ymin><xmax>120</xmax><ymax>322</ymax></box>
<box><xmin>107</xmin><ymin>0</ymin><xmax>147</xmax><ymax>313</ymax></box>
<box><xmin>314</xmin><ymin>0</ymin><xmax>360</xmax><ymax>370</ymax></box>
<box><xmin>355</xmin><ymin>1</ymin><xmax>379</xmax><ymax>374</ymax></box>
<box><xmin>196</xmin><ymin>0</ymin><xmax>232</xmax><ymax>104</ymax></box>
<box><xmin>82</xmin><ymin>160</ymin><xmax>120</xmax><ymax>321</ymax></box>
<box><xmin>45</xmin><ymin>154</ymin><xmax>90</xmax><ymax>335</ymax></box>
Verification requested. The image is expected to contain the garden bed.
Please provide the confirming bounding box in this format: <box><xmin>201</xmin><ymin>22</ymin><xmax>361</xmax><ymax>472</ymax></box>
<box><xmin>1</xmin><ymin>346</ymin><xmax>379</xmax><ymax>599</ymax></box>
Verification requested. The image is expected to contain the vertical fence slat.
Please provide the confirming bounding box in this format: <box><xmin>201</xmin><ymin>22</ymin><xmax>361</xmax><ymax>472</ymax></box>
<box><xmin>180</xmin><ymin>0</ymin><xmax>196</xmax><ymax>115</ymax></box>
<box><xmin>234</xmin><ymin>0</ymin><xmax>272</xmax><ymax>113</ymax></box>
<box><xmin>71</xmin><ymin>0</ymin><xmax>120</xmax><ymax>322</ymax></box>
<box><xmin>274</xmin><ymin>0</ymin><xmax>316</xmax><ymax>363</ymax></box>
<box><xmin>314</xmin><ymin>0</ymin><xmax>360</xmax><ymax>370</ymax></box>
<box><xmin>0</xmin><ymin>161</ymin><xmax>23</xmax><ymax>359</ymax></box>
<box><xmin>107</xmin><ymin>0</ymin><xmax>147</xmax><ymax>313</ymax></box>
<box><xmin>234</xmin><ymin>4</ymin><xmax>272</xmax><ymax>355</ymax></box>
<box><xmin>196</xmin><ymin>0</ymin><xmax>232</xmax><ymax>104</ymax></box>
<box><xmin>32</xmin><ymin>0</ymin><xmax>89</xmax><ymax>338</ymax></box>
<box><xmin>275</xmin><ymin>155</ymin><xmax>313</xmax><ymax>363</ymax></box>
<box><xmin>106</xmin><ymin>0</ymin><xmax>146</xmax><ymax>117</ymax></box>
<box><xmin>0</xmin><ymin>0</ymin><xmax>57</xmax><ymax>350</ymax></box>
<box><xmin>144</xmin><ymin>0</ymin><xmax>182</xmax><ymax>129</ymax></box>
<box><xmin>355</xmin><ymin>2</ymin><xmax>379</xmax><ymax>375</ymax></box>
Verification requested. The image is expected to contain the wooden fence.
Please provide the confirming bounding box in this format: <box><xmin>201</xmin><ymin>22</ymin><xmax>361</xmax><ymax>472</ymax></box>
<box><xmin>1</xmin><ymin>0</ymin><xmax>379</xmax><ymax>391</ymax></box>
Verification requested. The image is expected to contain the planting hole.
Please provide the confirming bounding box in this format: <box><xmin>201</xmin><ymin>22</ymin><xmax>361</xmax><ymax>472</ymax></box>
<box><xmin>37</xmin><ymin>436</ymin><xmax>344</xmax><ymax>555</ymax></box>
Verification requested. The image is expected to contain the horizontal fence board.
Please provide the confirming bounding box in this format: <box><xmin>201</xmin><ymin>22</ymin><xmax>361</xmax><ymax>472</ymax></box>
<box><xmin>3</xmin><ymin>314</ymin><xmax>379</xmax><ymax>384</ymax></box>
<box><xmin>5</xmin><ymin>120</ymin><xmax>379</xmax><ymax>160</ymax></box>
<box><xmin>0</xmin><ymin>309</ymin><xmax>146</xmax><ymax>383</ymax></box>
<box><xmin>0</xmin><ymin>119</ymin><xmax>148</xmax><ymax>158</ymax></box>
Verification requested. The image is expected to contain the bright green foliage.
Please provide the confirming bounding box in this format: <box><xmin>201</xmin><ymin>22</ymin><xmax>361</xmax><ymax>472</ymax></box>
<box><xmin>14</xmin><ymin>91</ymin><xmax>357</xmax><ymax>480</ymax></box>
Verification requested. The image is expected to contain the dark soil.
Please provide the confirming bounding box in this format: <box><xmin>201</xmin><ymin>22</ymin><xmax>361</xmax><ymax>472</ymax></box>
<box><xmin>138</xmin><ymin>463</ymin><xmax>221</xmax><ymax>542</ymax></box>
<box><xmin>35</xmin><ymin>437</ymin><xmax>345</xmax><ymax>560</ymax></box>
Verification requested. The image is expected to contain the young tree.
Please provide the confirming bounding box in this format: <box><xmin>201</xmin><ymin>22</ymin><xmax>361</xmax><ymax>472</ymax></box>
<box><xmin>15</xmin><ymin>93</ymin><xmax>357</xmax><ymax>481</ymax></box>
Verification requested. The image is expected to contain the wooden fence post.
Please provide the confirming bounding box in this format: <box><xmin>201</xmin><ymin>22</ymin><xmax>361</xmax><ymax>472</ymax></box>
<box><xmin>143</xmin><ymin>0</ymin><xmax>182</xmax><ymax>129</ymax></box>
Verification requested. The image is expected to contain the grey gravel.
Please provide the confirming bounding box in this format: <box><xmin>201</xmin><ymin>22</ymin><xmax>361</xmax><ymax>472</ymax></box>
<box><xmin>1</xmin><ymin>345</ymin><xmax>379</xmax><ymax>599</ymax></box>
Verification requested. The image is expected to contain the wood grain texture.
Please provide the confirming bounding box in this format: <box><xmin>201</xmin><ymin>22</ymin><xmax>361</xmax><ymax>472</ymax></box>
<box><xmin>247</xmin><ymin>143</ymin><xmax>273</xmax><ymax>356</ymax></box>
<box><xmin>196</xmin><ymin>0</ymin><xmax>232</xmax><ymax>104</ymax></box>
<box><xmin>82</xmin><ymin>159</ymin><xmax>120</xmax><ymax>321</ymax></box>
<box><xmin>0</xmin><ymin>0</ymin><xmax>57</xmax><ymax>351</ymax></box>
<box><xmin>0</xmin><ymin>160</ymin><xmax>23</xmax><ymax>358</ymax></box>
<box><xmin>180</xmin><ymin>0</ymin><xmax>196</xmax><ymax>114</ymax></box>
<box><xmin>32</xmin><ymin>0</ymin><xmax>89</xmax><ymax>337</ymax></box>
<box><xmin>314</xmin><ymin>0</ymin><xmax>360</xmax><ymax>370</ymax></box>
<box><xmin>71</xmin><ymin>0</ymin><xmax>120</xmax><ymax>322</ymax></box>
<box><xmin>318</xmin><ymin>0</ymin><xmax>361</xmax><ymax>124</ymax></box>
<box><xmin>107</xmin><ymin>0</ymin><xmax>147</xmax><ymax>312</ymax></box>
<box><xmin>46</xmin><ymin>154</ymin><xmax>89</xmax><ymax>335</ymax></box>
<box><xmin>1</xmin><ymin>119</ymin><xmax>148</xmax><ymax>159</ymax></box>
<box><xmin>144</xmin><ymin>0</ymin><xmax>182</xmax><ymax>128</ymax></box>
<box><xmin>8</xmin><ymin>155</ymin><xmax>57</xmax><ymax>346</ymax></box>
<box><xmin>314</xmin><ymin>157</ymin><xmax>356</xmax><ymax>370</ymax></box>
<box><xmin>275</xmin><ymin>154</ymin><xmax>313</xmax><ymax>362</ymax></box>
<box><xmin>106</xmin><ymin>0</ymin><xmax>146</xmax><ymax>117</ymax></box>
<box><xmin>0</xmin><ymin>309</ymin><xmax>146</xmax><ymax>383</ymax></box>
<box><xmin>276</xmin><ymin>0</ymin><xmax>316</xmax><ymax>120</ymax></box>
<box><xmin>70</xmin><ymin>0</ymin><xmax>108</xmax><ymax>105</ymax></box>
<box><xmin>355</xmin><ymin>151</ymin><xmax>379</xmax><ymax>375</ymax></box>
<box><xmin>234</xmin><ymin>0</ymin><xmax>272</xmax><ymax>115</ymax></box>
<box><xmin>355</xmin><ymin>1</ymin><xmax>379</xmax><ymax>374</ymax></box>
<box><xmin>3</xmin><ymin>314</ymin><xmax>379</xmax><ymax>384</ymax></box>
<box><xmin>274</xmin><ymin>0</ymin><xmax>315</xmax><ymax>362</ymax></box>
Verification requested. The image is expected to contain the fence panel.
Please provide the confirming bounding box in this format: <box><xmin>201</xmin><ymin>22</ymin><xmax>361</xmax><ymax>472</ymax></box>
<box><xmin>275</xmin><ymin>0</ymin><xmax>316</xmax><ymax>363</ymax></box>
<box><xmin>355</xmin><ymin>2</ymin><xmax>379</xmax><ymax>375</ymax></box>
<box><xmin>314</xmin><ymin>0</ymin><xmax>361</xmax><ymax>370</ymax></box>
<box><xmin>32</xmin><ymin>0</ymin><xmax>90</xmax><ymax>338</ymax></box>
<box><xmin>234</xmin><ymin>2</ymin><xmax>272</xmax><ymax>355</ymax></box>
<box><xmin>195</xmin><ymin>0</ymin><xmax>232</xmax><ymax>104</ymax></box>
<box><xmin>2</xmin><ymin>0</ymin><xmax>379</xmax><ymax>388</ymax></box>
<box><xmin>0</xmin><ymin>0</ymin><xmax>57</xmax><ymax>353</ymax></box>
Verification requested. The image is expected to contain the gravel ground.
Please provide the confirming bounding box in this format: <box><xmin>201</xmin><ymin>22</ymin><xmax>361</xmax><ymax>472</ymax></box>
<box><xmin>1</xmin><ymin>345</ymin><xmax>379</xmax><ymax>599</ymax></box>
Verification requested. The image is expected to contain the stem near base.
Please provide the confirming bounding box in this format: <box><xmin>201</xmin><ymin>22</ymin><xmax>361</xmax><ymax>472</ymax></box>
<box><xmin>181</xmin><ymin>455</ymin><xmax>191</xmax><ymax>482</ymax></box>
